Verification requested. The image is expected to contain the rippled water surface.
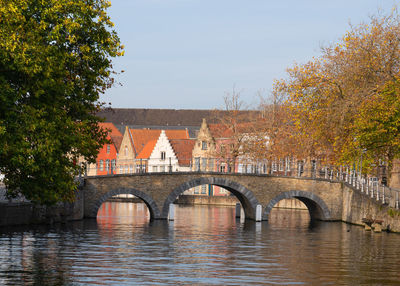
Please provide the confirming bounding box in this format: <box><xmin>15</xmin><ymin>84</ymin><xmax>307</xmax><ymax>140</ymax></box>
<box><xmin>0</xmin><ymin>202</ymin><xmax>400</xmax><ymax>285</ymax></box>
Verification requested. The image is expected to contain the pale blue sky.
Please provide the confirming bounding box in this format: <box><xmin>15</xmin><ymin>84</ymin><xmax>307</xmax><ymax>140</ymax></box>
<box><xmin>102</xmin><ymin>0</ymin><xmax>397</xmax><ymax>109</ymax></box>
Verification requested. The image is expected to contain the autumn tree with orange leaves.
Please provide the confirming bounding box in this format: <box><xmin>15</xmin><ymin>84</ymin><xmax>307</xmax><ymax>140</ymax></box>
<box><xmin>274</xmin><ymin>8</ymin><xmax>400</xmax><ymax>182</ymax></box>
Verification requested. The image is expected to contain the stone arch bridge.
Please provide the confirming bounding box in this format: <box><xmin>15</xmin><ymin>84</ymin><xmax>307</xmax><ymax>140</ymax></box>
<box><xmin>83</xmin><ymin>172</ymin><xmax>346</xmax><ymax>221</ymax></box>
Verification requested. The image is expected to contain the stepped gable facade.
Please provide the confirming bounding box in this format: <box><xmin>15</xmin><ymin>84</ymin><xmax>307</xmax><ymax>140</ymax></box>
<box><xmin>129</xmin><ymin>129</ymin><xmax>190</xmax><ymax>173</ymax></box>
<box><xmin>147</xmin><ymin>131</ymin><xmax>179</xmax><ymax>172</ymax></box>
<box><xmin>130</xmin><ymin>129</ymin><xmax>189</xmax><ymax>157</ymax></box>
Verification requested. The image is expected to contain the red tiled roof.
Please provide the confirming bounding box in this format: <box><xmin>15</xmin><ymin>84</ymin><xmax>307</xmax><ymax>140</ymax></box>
<box><xmin>165</xmin><ymin>129</ymin><xmax>189</xmax><ymax>140</ymax></box>
<box><xmin>170</xmin><ymin>139</ymin><xmax>195</xmax><ymax>166</ymax></box>
<box><xmin>130</xmin><ymin>129</ymin><xmax>161</xmax><ymax>156</ymax></box>
<box><xmin>99</xmin><ymin>122</ymin><xmax>123</xmax><ymax>138</ymax></box>
<box><xmin>99</xmin><ymin>122</ymin><xmax>123</xmax><ymax>152</ymax></box>
<box><xmin>110</xmin><ymin>135</ymin><xmax>123</xmax><ymax>152</ymax></box>
<box><xmin>130</xmin><ymin>129</ymin><xmax>189</xmax><ymax>156</ymax></box>
<box><xmin>136</xmin><ymin>140</ymin><xmax>157</xmax><ymax>159</ymax></box>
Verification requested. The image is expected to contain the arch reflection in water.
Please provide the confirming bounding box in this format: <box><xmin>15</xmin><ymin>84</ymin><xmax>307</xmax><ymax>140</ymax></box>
<box><xmin>97</xmin><ymin>202</ymin><xmax>150</xmax><ymax>226</ymax></box>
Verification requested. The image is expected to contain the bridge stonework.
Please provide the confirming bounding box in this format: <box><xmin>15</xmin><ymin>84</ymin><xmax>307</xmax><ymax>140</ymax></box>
<box><xmin>82</xmin><ymin>173</ymin><xmax>344</xmax><ymax>221</ymax></box>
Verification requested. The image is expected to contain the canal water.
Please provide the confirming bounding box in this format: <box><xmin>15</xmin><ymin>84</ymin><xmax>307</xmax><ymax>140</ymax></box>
<box><xmin>0</xmin><ymin>202</ymin><xmax>399</xmax><ymax>285</ymax></box>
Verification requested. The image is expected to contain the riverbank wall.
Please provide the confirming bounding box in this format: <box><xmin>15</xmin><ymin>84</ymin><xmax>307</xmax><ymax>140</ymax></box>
<box><xmin>0</xmin><ymin>190</ymin><xmax>84</xmax><ymax>227</ymax></box>
<box><xmin>341</xmin><ymin>184</ymin><xmax>400</xmax><ymax>232</ymax></box>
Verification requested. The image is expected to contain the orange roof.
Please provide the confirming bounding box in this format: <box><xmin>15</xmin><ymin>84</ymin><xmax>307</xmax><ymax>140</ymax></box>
<box><xmin>98</xmin><ymin>122</ymin><xmax>122</xmax><ymax>138</ymax></box>
<box><xmin>136</xmin><ymin>140</ymin><xmax>157</xmax><ymax>159</ymax></box>
<box><xmin>170</xmin><ymin>139</ymin><xmax>195</xmax><ymax>166</ymax></box>
<box><xmin>130</xmin><ymin>129</ymin><xmax>189</xmax><ymax>156</ymax></box>
<box><xmin>99</xmin><ymin>122</ymin><xmax>123</xmax><ymax>151</ymax></box>
<box><xmin>110</xmin><ymin>135</ymin><xmax>123</xmax><ymax>152</ymax></box>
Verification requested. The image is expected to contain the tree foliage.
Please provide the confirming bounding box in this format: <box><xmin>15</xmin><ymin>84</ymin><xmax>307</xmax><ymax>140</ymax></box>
<box><xmin>350</xmin><ymin>79</ymin><xmax>400</xmax><ymax>172</ymax></box>
<box><xmin>254</xmin><ymin>92</ymin><xmax>307</xmax><ymax>160</ymax></box>
<box><xmin>274</xmin><ymin>9</ymin><xmax>400</xmax><ymax>174</ymax></box>
<box><xmin>0</xmin><ymin>0</ymin><xmax>123</xmax><ymax>204</ymax></box>
<box><xmin>213</xmin><ymin>88</ymin><xmax>258</xmax><ymax>165</ymax></box>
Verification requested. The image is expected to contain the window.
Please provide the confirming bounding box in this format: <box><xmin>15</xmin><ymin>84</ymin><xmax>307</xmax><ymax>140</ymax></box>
<box><xmin>99</xmin><ymin>160</ymin><xmax>104</xmax><ymax>171</ymax></box>
<box><xmin>220</xmin><ymin>165</ymin><xmax>226</xmax><ymax>172</ymax></box>
<box><xmin>194</xmin><ymin>186</ymin><xmax>199</xmax><ymax>194</ymax></box>
<box><xmin>285</xmin><ymin>158</ymin><xmax>291</xmax><ymax>171</ymax></box>
<box><xmin>129</xmin><ymin>165</ymin><xmax>133</xmax><ymax>173</ymax></box>
<box><xmin>201</xmin><ymin>185</ymin><xmax>207</xmax><ymax>194</ymax></box>
<box><xmin>279</xmin><ymin>159</ymin><xmax>284</xmax><ymax>171</ymax></box>
<box><xmin>161</xmin><ymin>151</ymin><xmax>166</xmax><ymax>160</ymax></box>
<box><xmin>106</xmin><ymin>159</ymin><xmax>110</xmax><ymax>172</ymax></box>
<box><xmin>248</xmin><ymin>165</ymin><xmax>252</xmax><ymax>173</ymax></box>
<box><xmin>152</xmin><ymin>166</ymin><xmax>158</xmax><ymax>172</ymax></box>
<box><xmin>124</xmin><ymin>145</ymin><xmax>128</xmax><ymax>156</ymax></box>
<box><xmin>194</xmin><ymin>157</ymin><xmax>200</xmax><ymax>171</ymax></box>
<box><xmin>311</xmin><ymin>160</ymin><xmax>317</xmax><ymax>172</ymax></box>
<box><xmin>297</xmin><ymin>161</ymin><xmax>304</xmax><ymax>175</ymax></box>
<box><xmin>160</xmin><ymin>165</ymin><xmax>165</xmax><ymax>172</ymax></box>
<box><xmin>201</xmin><ymin>158</ymin><xmax>207</xmax><ymax>171</ymax></box>
<box><xmin>201</xmin><ymin>141</ymin><xmax>208</xmax><ymax>150</ymax></box>
<box><xmin>111</xmin><ymin>159</ymin><xmax>116</xmax><ymax>172</ymax></box>
<box><xmin>125</xmin><ymin>165</ymin><xmax>128</xmax><ymax>173</ymax></box>
<box><xmin>120</xmin><ymin>165</ymin><xmax>123</xmax><ymax>174</ymax></box>
<box><xmin>106</xmin><ymin>144</ymin><xmax>110</xmax><ymax>154</ymax></box>
<box><xmin>272</xmin><ymin>161</ymin><xmax>277</xmax><ymax>172</ymax></box>
<box><xmin>208</xmin><ymin>159</ymin><xmax>214</xmax><ymax>171</ymax></box>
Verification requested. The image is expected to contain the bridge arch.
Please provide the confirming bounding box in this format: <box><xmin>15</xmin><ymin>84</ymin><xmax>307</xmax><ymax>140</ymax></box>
<box><xmin>162</xmin><ymin>177</ymin><xmax>261</xmax><ymax>220</ymax></box>
<box><xmin>91</xmin><ymin>187</ymin><xmax>161</xmax><ymax>220</ymax></box>
<box><xmin>263</xmin><ymin>190</ymin><xmax>331</xmax><ymax>221</ymax></box>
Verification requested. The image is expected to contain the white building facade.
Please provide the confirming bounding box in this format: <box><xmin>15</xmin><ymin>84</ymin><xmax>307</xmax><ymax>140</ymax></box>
<box><xmin>148</xmin><ymin>130</ymin><xmax>179</xmax><ymax>172</ymax></box>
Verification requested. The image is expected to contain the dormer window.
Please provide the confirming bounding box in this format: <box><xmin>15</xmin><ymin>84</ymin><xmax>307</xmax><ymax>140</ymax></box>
<box><xmin>201</xmin><ymin>141</ymin><xmax>208</xmax><ymax>150</ymax></box>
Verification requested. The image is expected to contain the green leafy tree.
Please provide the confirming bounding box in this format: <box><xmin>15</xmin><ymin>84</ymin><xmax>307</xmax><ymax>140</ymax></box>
<box><xmin>0</xmin><ymin>0</ymin><xmax>123</xmax><ymax>204</ymax></box>
<box><xmin>349</xmin><ymin>79</ymin><xmax>400</xmax><ymax>175</ymax></box>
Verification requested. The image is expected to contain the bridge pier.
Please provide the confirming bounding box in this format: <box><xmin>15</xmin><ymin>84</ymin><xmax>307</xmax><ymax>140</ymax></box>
<box><xmin>168</xmin><ymin>204</ymin><xmax>175</xmax><ymax>220</ymax></box>
<box><xmin>235</xmin><ymin>203</ymin><xmax>241</xmax><ymax>218</ymax></box>
<box><xmin>256</xmin><ymin>205</ymin><xmax>262</xmax><ymax>222</ymax></box>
